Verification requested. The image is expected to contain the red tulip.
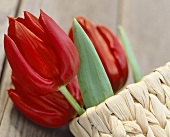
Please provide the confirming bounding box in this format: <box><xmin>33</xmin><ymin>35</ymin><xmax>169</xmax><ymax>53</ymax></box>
<box><xmin>4</xmin><ymin>11</ymin><xmax>82</xmax><ymax>127</ymax></box>
<box><xmin>5</xmin><ymin>10</ymin><xmax>79</xmax><ymax>96</ymax></box>
<box><xmin>8</xmin><ymin>76</ymin><xmax>82</xmax><ymax>127</ymax></box>
<box><xmin>69</xmin><ymin>17</ymin><xmax>128</xmax><ymax>92</ymax></box>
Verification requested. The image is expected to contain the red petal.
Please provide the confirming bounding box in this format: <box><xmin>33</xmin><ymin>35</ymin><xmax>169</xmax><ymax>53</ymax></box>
<box><xmin>4</xmin><ymin>35</ymin><xmax>56</xmax><ymax>96</ymax></box>
<box><xmin>7</xmin><ymin>20</ymin><xmax>60</xmax><ymax>81</ymax></box>
<box><xmin>8</xmin><ymin>89</ymin><xmax>73</xmax><ymax>127</ymax></box>
<box><xmin>9</xmin><ymin>12</ymin><xmax>46</xmax><ymax>41</ymax></box>
<box><xmin>8</xmin><ymin>16</ymin><xmax>25</xmax><ymax>25</ymax></box>
<box><xmin>8</xmin><ymin>76</ymin><xmax>82</xmax><ymax>127</ymax></box>
<box><xmin>23</xmin><ymin>11</ymin><xmax>46</xmax><ymax>41</ymax></box>
<box><xmin>39</xmin><ymin>10</ymin><xmax>79</xmax><ymax>85</ymax></box>
<box><xmin>8</xmin><ymin>16</ymin><xmax>15</xmax><ymax>24</ymax></box>
<box><xmin>96</xmin><ymin>25</ymin><xmax>128</xmax><ymax>90</ymax></box>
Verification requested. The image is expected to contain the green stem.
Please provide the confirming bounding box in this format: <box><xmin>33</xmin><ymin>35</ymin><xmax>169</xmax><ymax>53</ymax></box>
<box><xmin>118</xmin><ymin>25</ymin><xmax>142</xmax><ymax>82</ymax></box>
<box><xmin>59</xmin><ymin>86</ymin><xmax>85</xmax><ymax>115</ymax></box>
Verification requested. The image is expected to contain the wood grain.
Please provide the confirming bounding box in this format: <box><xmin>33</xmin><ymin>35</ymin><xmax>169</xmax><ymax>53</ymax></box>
<box><xmin>18</xmin><ymin>0</ymin><xmax>119</xmax><ymax>32</ymax></box>
<box><xmin>0</xmin><ymin>0</ymin><xmax>19</xmax><ymax>78</ymax></box>
<box><xmin>121</xmin><ymin>0</ymin><xmax>170</xmax><ymax>76</ymax></box>
<box><xmin>0</xmin><ymin>0</ymin><xmax>19</xmax><ymax>123</ymax></box>
<box><xmin>0</xmin><ymin>99</ymin><xmax>73</xmax><ymax>137</ymax></box>
<box><xmin>0</xmin><ymin>0</ymin><xmax>119</xmax><ymax>136</ymax></box>
<box><xmin>0</xmin><ymin>62</ymin><xmax>11</xmax><ymax>122</ymax></box>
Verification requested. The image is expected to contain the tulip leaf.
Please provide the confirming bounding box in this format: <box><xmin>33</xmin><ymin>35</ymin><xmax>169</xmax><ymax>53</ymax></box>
<box><xmin>118</xmin><ymin>26</ymin><xmax>142</xmax><ymax>82</ymax></box>
<box><xmin>73</xmin><ymin>19</ymin><xmax>114</xmax><ymax>108</ymax></box>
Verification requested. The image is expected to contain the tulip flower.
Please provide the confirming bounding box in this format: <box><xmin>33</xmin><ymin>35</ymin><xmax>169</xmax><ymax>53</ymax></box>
<box><xmin>69</xmin><ymin>17</ymin><xmax>128</xmax><ymax>92</ymax></box>
<box><xmin>8</xmin><ymin>76</ymin><xmax>83</xmax><ymax>127</ymax></box>
<box><xmin>6</xmin><ymin>10</ymin><xmax>79</xmax><ymax>96</ymax></box>
<box><xmin>4</xmin><ymin>10</ymin><xmax>84</xmax><ymax>127</ymax></box>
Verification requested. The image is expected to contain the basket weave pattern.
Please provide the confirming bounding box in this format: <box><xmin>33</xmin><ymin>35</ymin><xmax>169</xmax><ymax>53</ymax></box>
<box><xmin>70</xmin><ymin>62</ymin><xmax>170</xmax><ymax>137</ymax></box>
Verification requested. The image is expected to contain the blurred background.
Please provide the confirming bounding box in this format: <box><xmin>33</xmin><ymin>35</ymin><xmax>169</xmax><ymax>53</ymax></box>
<box><xmin>0</xmin><ymin>0</ymin><xmax>170</xmax><ymax>137</ymax></box>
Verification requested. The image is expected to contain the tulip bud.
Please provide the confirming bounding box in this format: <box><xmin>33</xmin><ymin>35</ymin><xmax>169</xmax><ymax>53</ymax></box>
<box><xmin>69</xmin><ymin>17</ymin><xmax>128</xmax><ymax>92</ymax></box>
<box><xmin>4</xmin><ymin>11</ymin><xmax>82</xmax><ymax>127</ymax></box>
<box><xmin>5</xmin><ymin>10</ymin><xmax>79</xmax><ymax>96</ymax></box>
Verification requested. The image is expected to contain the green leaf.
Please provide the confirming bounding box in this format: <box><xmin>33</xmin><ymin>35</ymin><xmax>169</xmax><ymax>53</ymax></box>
<box><xmin>118</xmin><ymin>25</ymin><xmax>142</xmax><ymax>82</ymax></box>
<box><xmin>73</xmin><ymin>19</ymin><xmax>114</xmax><ymax>108</ymax></box>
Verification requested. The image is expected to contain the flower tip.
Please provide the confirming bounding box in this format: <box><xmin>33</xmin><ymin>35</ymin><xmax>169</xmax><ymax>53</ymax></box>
<box><xmin>39</xmin><ymin>9</ymin><xmax>47</xmax><ymax>21</ymax></box>
<box><xmin>76</xmin><ymin>16</ymin><xmax>88</xmax><ymax>24</ymax></box>
<box><xmin>23</xmin><ymin>11</ymin><xmax>30</xmax><ymax>18</ymax></box>
<box><xmin>40</xmin><ymin>9</ymin><xmax>45</xmax><ymax>16</ymax></box>
<box><xmin>8</xmin><ymin>16</ymin><xmax>15</xmax><ymax>24</ymax></box>
<box><xmin>7</xmin><ymin>89</ymin><xmax>18</xmax><ymax>100</ymax></box>
<box><xmin>23</xmin><ymin>11</ymin><xmax>27</xmax><ymax>14</ymax></box>
<box><xmin>76</xmin><ymin>16</ymin><xmax>85</xmax><ymax>20</ymax></box>
<box><xmin>4</xmin><ymin>34</ymin><xmax>9</xmax><ymax>42</ymax></box>
<box><xmin>4</xmin><ymin>34</ymin><xmax>15</xmax><ymax>51</ymax></box>
<box><xmin>4</xmin><ymin>35</ymin><xmax>11</xmax><ymax>48</ymax></box>
<box><xmin>24</xmin><ymin>11</ymin><xmax>37</xmax><ymax>21</ymax></box>
<box><xmin>7</xmin><ymin>89</ymin><xmax>13</xmax><ymax>94</ymax></box>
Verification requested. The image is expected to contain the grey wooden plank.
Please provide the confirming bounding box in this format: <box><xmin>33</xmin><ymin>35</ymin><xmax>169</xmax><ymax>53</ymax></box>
<box><xmin>18</xmin><ymin>0</ymin><xmax>119</xmax><ymax>32</ymax></box>
<box><xmin>0</xmin><ymin>62</ymin><xmax>11</xmax><ymax>123</ymax></box>
<box><xmin>0</xmin><ymin>0</ymin><xmax>119</xmax><ymax>137</ymax></box>
<box><xmin>0</xmin><ymin>99</ymin><xmax>73</xmax><ymax>137</ymax></box>
<box><xmin>0</xmin><ymin>0</ymin><xmax>19</xmax><ymax>123</ymax></box>
<box><xmin>121</xmin><ymin>0</ymin><xmax>170</xmax><ymax>77</ymax></box>
<box><xmin>0</xmin><ymin>0</ymin><xmax>19</xmax><ymax>77</ymax></box>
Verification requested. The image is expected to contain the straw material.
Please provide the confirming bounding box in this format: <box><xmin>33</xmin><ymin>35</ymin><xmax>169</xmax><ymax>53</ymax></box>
<box><xmin>69</xmin><ymin>62</ymin><xmax>170</xmax><ymax>137</ymax></box>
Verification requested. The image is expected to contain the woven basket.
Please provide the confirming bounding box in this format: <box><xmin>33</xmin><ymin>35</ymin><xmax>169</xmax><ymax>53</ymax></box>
<box><xmin>69</xmin><ymin>62</ymin><xmax>170</xmax><ymax>137</ymax></box>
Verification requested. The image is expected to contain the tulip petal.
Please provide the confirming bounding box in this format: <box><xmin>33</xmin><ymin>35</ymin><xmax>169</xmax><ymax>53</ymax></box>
<box><xmin>9</xmin><ymin>76</ymin><xmax>82</xmax><ymax>127</ymax></box>
<box><xmin>97</xmin><ymin>25</ymin><xmax>128</xmax><ymax>90</ymax></box>
<box><xmin>8</xmin><ymin>20</ymin><xmax>60</xmax><ymax>81</ymax></box>
<box><xmin>8</xmin><ymin>12</ymin><xmax>46</xmax><ymax>41</ymax></box>
<box><xmin>39</xmin><ymin>10</ymin><xmax>79</xmax><ymax>85</ymax></box>
<box><xmin>8</xmin><ymin>16</ymin><xmax>26</xmax><ymax>25</ymax></box>
<box><xmin>8</xmin><ymin>89</ymin><xmax>74</xmax><ymax>127</ymax></box>
<box><xmin>12</xmin><ymin>76</ymin><xmax>71</xmax><ymax>112</ymax></box>
<box><xmin>23</xmin><ymin>11</ymin><xmax>46</xmax><ymax>41</ymax></box>
<box><xmin>8</xmin><ymin>17</ymin><xmax>15</xmax><ymax>24</ymax></box>
<box><xmin>12</xmin><ymin>71</ymin><xmax>83</xmax><ymax>107</ymax></box>
<box><xmin>4</xmin><ymin>35</ymin><xmax>56</xmax><ymax>96</ymax></box>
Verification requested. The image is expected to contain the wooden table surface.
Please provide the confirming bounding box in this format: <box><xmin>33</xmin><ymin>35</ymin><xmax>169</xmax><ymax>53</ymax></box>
<box><xmin>0</xmin><ymin>0</ymin><xmax>170</xmax><ymax>136</ymax></box>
